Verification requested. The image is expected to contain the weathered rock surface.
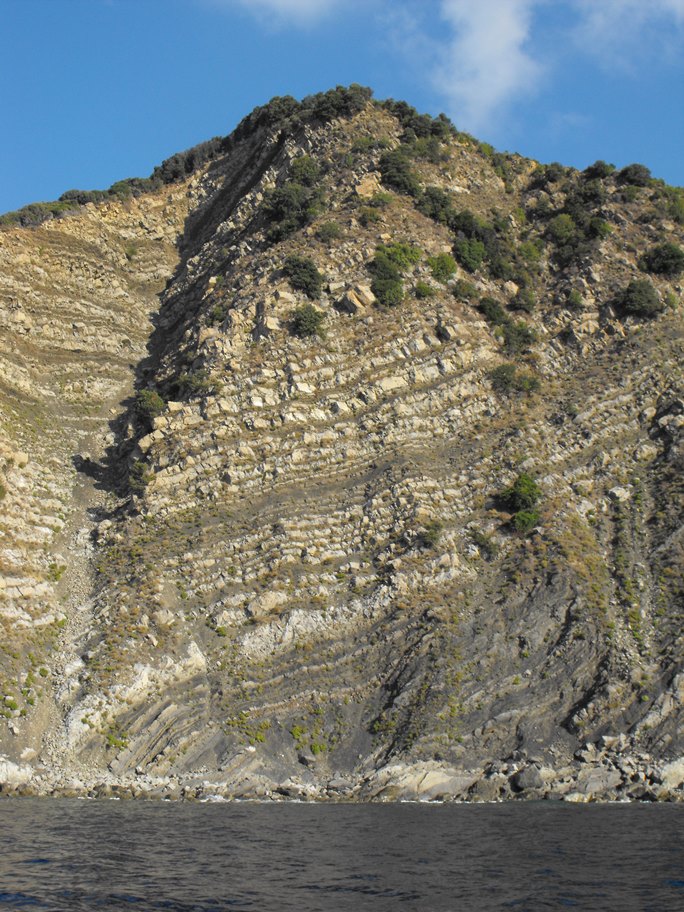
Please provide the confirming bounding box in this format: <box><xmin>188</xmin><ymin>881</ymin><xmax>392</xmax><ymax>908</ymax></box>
<box><xmin>0</xmin><ymin>90</ymin><xmax>682</xmax><ymax>800</ymax></box>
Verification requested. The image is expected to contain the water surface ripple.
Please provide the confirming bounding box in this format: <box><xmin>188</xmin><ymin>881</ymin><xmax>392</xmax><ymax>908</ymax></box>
<box><xmin>0</xmin><ymin>800</ymin><xmax>681</xmax><ymax>911</ymax></box>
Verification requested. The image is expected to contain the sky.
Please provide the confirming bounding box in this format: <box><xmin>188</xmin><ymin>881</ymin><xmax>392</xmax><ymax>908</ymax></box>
<box><xmin>1</xmin><ymin>0</ymin><xmax>683</xmax><ymax>214</ymax></box>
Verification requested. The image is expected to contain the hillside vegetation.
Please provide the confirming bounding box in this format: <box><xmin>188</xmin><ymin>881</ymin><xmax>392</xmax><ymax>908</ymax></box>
<box><xmin>0</xmin><ymin>87</ymin><xmax>682</xmax><ymax>801</ymax></box>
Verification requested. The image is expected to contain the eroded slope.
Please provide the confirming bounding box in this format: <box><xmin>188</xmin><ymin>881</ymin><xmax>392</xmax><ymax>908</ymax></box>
<box><xmin>1</xmin><ymin>92</ymin><xmax>683</xmax><ymax>800</ymax></box>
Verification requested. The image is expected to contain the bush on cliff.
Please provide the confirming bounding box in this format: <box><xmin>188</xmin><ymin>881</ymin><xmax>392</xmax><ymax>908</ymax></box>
<box><xmin>290</xmin><ymin>303</ymin><xmax>326</xmax><ymax>338</ymax></box>
<box><xmin>616</xmin><ymin>279</ymin><xmax>663</xmax><ymax>317</ymax></box>
<box><xmin>639</xmin><ymin>242</ymin><xmax>684</xmax><ymax>277</ymax></box>
<box><xmin>283</xmin><ymin>255</ymin><xmax>324</xmax><ymax>299</ymax></box>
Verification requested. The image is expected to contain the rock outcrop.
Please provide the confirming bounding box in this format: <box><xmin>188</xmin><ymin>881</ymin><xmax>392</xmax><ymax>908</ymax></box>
<box><xmin>0</xmin><ymin>88</ymin><xmax>682</xmax><ymax>800</ymax></box>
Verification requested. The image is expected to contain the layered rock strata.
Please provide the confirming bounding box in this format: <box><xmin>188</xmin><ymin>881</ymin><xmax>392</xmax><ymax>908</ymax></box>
<box><xmin>0</xmin><ymin>93</ymin><xmax>682</xmax><ymax>800</ymax></box>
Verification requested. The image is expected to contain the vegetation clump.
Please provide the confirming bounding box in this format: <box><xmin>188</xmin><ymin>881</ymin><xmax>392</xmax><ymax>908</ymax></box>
<box><xmin>289</xmin><ymin>155</ymin><xmax>321</xmax><ymax>186</ymax></box>
<box><xmin>263</xmin><ymin>181</ymin><xmax>324</xmax><ymax>243</ymax></box>
<box><xmin>316</xmin><ymin>221</ymin><xmax>341</xmax><ymax>242</ymax></box>
<box><xmin>134</xmin><ymin>389</ymin><xmax>165</xmax><ymax>426</ymax></box>
<box><xmin>414</xmin><ymin>281</ymin><xmax>436</xmax><ymax>300</ymax></box>
<box><xmin>379</xmin><ymin>100</ymin><xmax>455</xmax><ymax>143</ymax></box>
<box><xmin>616</xmin><ymin>163</ymin><xmax>652</xmax><ymax>186</ymax></box>
<box><xmin>283</xmin><ymin>255</ymin><xmax>324</xmax><ymax>299</ymax></box>
<box><xmin>583</xmin><ymin>160</ymin><xmax>615</xmax><ymax>180</ymax></box>
<box><xmin>542</xmin><ymin>189</ymin><xmax>612</xmax><ymax>267</ymax></box>
<box><xmin>615</xmin><ymin>279</ymin><xmax>663</xmax><ymax>317</ymax></box>
<box><xmin>378</xmin><ymin>150</ymin><xmax>421</xmax><ymax>197</ymax></box>
<box><xmin>454</xmin><ymin>238</ymin><xmax>486</xmax><ymax>273</ymax></box>
<box><xmin>129</xmin><ymin>460</ymin><xmax>152</xmax><ymax>495</ymax></box>
<box><xmin>171</xmin><ymin>369</ymin><xmax>218</xmax><ymax>400</ymax></box>
<box><xmin>368</xmin><ymin>243</ymin><xmax>421</xmax><ymax>307</ymax></box>
<box><xmin>500</xmin><ymin>473</ymin><xmax>542</xmax><ymax>533</ymax></box>
<box><xmin>488</xmin><ymin>364</ymin><xmax>540</xmax><ymax>395</ymax></box>
<box><xmin>639</xmin><ymin>241</ymin><xmax>684</xmax><ymax>277</ymax></box>
<box><xmin>290</xmin><ymin>303</ymin><xmax>326</xmax><ymax>338</ymax></box>
<box><xmin>478</xmin><ymin>297</ymin><xmax>537</xmax><ymax>355</ymax></box>
<box><xmin>452</xmin><ymin>279</ymin><xmax>478</xmax><ymax>301</ymax></box>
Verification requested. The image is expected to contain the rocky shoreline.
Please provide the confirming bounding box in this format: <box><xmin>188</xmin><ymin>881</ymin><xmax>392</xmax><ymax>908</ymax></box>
<box><xmin>3</xmin><ymin>742</ymin><xmax>683</xmax><ymax>803</ymax></box>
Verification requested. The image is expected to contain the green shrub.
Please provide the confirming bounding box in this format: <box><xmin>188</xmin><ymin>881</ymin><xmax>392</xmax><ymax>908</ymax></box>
<box><xmin>359</xmin><ymin>207</ymin><xmax>382</xmax><ymax>227</ymax></box>
<box><xmin>547</xmin><ymin>213</ymin><xmax>576</xmax><ymax>244</ymax></box>
<box><xmin>316</xmin><ymin>221</ymin><xmax>341</xmax><ymax>242</ymax></box>
<box><xmin>479</xmin><ymin>297</ymin><xmax>508</xmax><ymax>326</ymax></box>
<box><xmin>639</xmin><ymin>241</ymin><xmax>684</xmax><ymax>276</ymax></box>
<box><xmin>529</xmin><ymin>162</ymin><xmax>567</xmax><ymax>189</ymax></box>
<box><xmin>428</xmin><ymin>253</ymin><xmax>457</xmax><ymax>282</ymax></box>
<box><xmin>306</xmin><ymin>84</ymin><xmax>372</xmax><ymax>121</ymax></box>
<box><xmin>503</xmin><ymin>320</ymin><xmax>536</xmax><ymax>354</ymax></box>
<box><xmin>583</xmin><ymin>160</ymin><xmax>615</xmax><ymax>180</ymax></box>
<box><xmin>405</xmin><ymin>135</ymin><xmax>449</xmax><ymax>163</ymax></box>
<box><xmin>452</xmin><ymin>279</ymin><xmax>478</xmax><ymax>301</ymax></box>
<box><xmin>617</xmin><ymin>163</ymin><xmax>652</xmax><ymax>186</ymax></box>
<box><xmin>415</xmin><ymin>281</ymin><xmax>435</xmax><ymax>300</ymax></box>
<box><xmin>351</xmin><ymin>135</ymin><xmax>390</xmax><ymax>153</ymax></box>
<box><xmin>512</xmin><ymin>510</ymin><xmax>540</xmax><ymax>533</ymax></box>
<box><xmin>588</xmin><ymin>217</ymin><xmax>612</xmax><ymax>239</ymax></box>
<box><xmin>478</xmin><ymin>297</ymin><xmax>536</xmax><ymax>353</ymax></box>
<box><xmin>208</xmin><ymin>302</ymin><xmax>229</xmax><ymax>325</ymax></box>
<box><xmin>368</xmin><ymin>243</ymin><xmax>420</xmax><ymax>307</ymax></box>
<box><xmin>129</xmin><ymin>460</ymin><xmax>152</xmax><ymax>495</ymax></box>
<box><xmin>489</xmin><ymin>363</ymin><xmax>540</xmax><ymax>394</ymax></box>
<box><xmin>454</xmin><ymin>237</ymin><xmax>486</xmax><ymax>272</ymax></box>
<box><xmin>616</xmin><ymin>279</ymin><xmax>663</xmax><ymax>317</ymax></box>
<box><xmin>289</xmin><ymin>155</ymin><xmax>321</xmax><ymax>186</ymax></box>
<box><xmin>501</xmin><ymin>473</ymin><xmax>542</xmax><ymax>512</ymax></box>
<box><xmin>263</xmin><ymin>181</ymin><xmax>324</xmax><ymax>242</ymax></box>
<box><xmin>380</xmin><ymin>101</ymin><xmax>455</xmax><ymax>142</ymax></box>
<box><xmin>370</xmin><ymin>252</ymin><xmax>401</xmax><ymax>284</ymax></box>
<box><xmin>378</xmin><ymin>150</ymin><xmax>421</xmax><ymax>197</ymax></box>
<box><xmin>513</xmin><ymin>286</ymin><xmax>536</xmax><ymax>313</ymax></box>
<box><xmin>290</xmin><ymin>303</ymin><xmax>326</xmax><ymax>338</ymax></box>
<box><xmin>134</xmin><ymin>389</ymin><xmax>165</xmax><ymax>425</ymax></box>
<box><xmin>371</xmin><ymin>278</ymin><xmax>404</xmax><ymax>307</ymax></box>
<box><xmin>518</xmin><ymin>240</ymin><xmax>543</xmax><ymax>268</ymax></box>
<box><xmin>367</xmin><ymin>191</ymin><xmax>394</xmax><ymax>209</ymax></box>
<box><xmin>377</xmin><ymin>242</ymin><xmax>421</xmax><ymax>270</ymax></box>
<box><xmin>567</xmin><ymin>289</ymin><xmax>583</xmax><ymax>309</ymax></box>
<box><xmin>417</xmin><ymin>186</ymin><xmax>455</xmax><ymax>224</ymax></box>
<box><xmin>283</xmin><ymin>255</ymin><xmax>324</xmax><ymax>299</ymax></box>
<box><xmin>470</xmin><ymin>528</ymin><xmax>499</xmax><ymax>559</ymax></box>
<box><xmin>662</xmin><ymin>187</ymin><xmax>684</xmax><ymax>224</ymax></box>
<box><xmin>174</xmin><ymin>369</ymin><xmax>217</xmax><ymax>398</ymax></box>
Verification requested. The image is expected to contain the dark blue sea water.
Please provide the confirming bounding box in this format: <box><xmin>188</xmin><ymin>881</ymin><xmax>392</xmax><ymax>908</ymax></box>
<box><xmin>0</xmin><ymin>799</ymin><xmax>681</xmax><ymax>911</ymax></box>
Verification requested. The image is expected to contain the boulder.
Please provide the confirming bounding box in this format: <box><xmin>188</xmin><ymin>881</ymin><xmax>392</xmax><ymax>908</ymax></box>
<box><xmin>0</xmin><ymin>756</ymin><xmax>33</xmax><ymax>787</ymax></box>
<box><xmin>660</xmin><ymin>759</ymin><xmax>684</xmax><ymax>790</ymax></box>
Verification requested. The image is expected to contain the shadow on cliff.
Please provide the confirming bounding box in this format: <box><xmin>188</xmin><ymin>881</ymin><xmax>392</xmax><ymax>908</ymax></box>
<box><xmin>70</xmin><ymin>123</ymin><xmax>289</xmax><ymax>513</ymax></box>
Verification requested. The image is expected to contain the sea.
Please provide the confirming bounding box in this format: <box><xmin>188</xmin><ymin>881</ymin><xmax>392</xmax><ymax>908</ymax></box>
<box><xmin>0</xmin><ymin>799</ymin><xmax>682</xmax><ymax>911</ymax></box>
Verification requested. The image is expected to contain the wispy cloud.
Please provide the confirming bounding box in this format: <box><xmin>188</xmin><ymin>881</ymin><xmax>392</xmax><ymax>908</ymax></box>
<box><xmin>421</xmin><ymin>0</ymin><xmax>684</xmax><ymax>132</ymax></box>
<box><xmin>206</xmin><ymin>0</ymin><xmax>684</xmax><ymax>131</ymax></box>
<box><xmin>572</xmin><ymin>0</ymin><xmax>684</xmax><ymax>65</ymax></box>
<box><xmin>214</xmin><ymin>0</ymin><xmax>342</xmax><ymax>26</ymax></box>
<box><xmin>431</xmin><ymin>0</ymin><xmax>544</xmax><ymax>134</ymax></box>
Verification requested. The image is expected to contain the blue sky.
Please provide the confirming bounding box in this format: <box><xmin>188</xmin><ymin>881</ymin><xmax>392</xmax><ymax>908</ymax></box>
<box><xmin>2</xmin><ymin>0</ymin><xmax>683</xmax><ymax>214</ymax></box>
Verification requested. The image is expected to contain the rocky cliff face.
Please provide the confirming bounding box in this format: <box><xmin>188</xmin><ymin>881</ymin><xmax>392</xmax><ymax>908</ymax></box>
<box><xmin>1</xmin><ymin>89</ymin><xmax>683</xmax><ymax>801</ymax></box>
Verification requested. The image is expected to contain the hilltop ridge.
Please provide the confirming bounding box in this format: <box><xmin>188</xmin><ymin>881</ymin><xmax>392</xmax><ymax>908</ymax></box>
<box><xmin>0</xmin><ymin>88</ymin><xmax>683</xmax><ymax>801</ymax></box>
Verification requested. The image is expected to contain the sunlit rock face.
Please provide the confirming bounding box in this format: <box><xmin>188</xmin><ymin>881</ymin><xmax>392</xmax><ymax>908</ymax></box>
<box><xmin>0</xmin><ymin>88</ymin><xmax>682</xmax><ymax>801</ymax></box>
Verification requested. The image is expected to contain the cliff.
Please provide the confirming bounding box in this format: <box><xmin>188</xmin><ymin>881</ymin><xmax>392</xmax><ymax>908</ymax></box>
<box><xmin>1</xmin><ymin>88</ymin><xmax>683</xmax><ymax>801</ymax></box>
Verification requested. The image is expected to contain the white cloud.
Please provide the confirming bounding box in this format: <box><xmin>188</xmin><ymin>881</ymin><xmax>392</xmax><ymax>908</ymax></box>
<box><xmin>422</xmin><ymin>0</ymin><xmax>684</xmax><ymax>133</ymax></box>
<box><xmin>217</xmin><ymin>0</ymin><xmax>341</xmax><ymax>26</ymax></box>
<box><xmin>431</xmin><ymin>0</ymin><xmax>544</xmax><ymax>134</ymax></box>
<box><xmin>572</xmin><ymin>0</ymin><xmax>684</xmax><ymax>63</ymax></box>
